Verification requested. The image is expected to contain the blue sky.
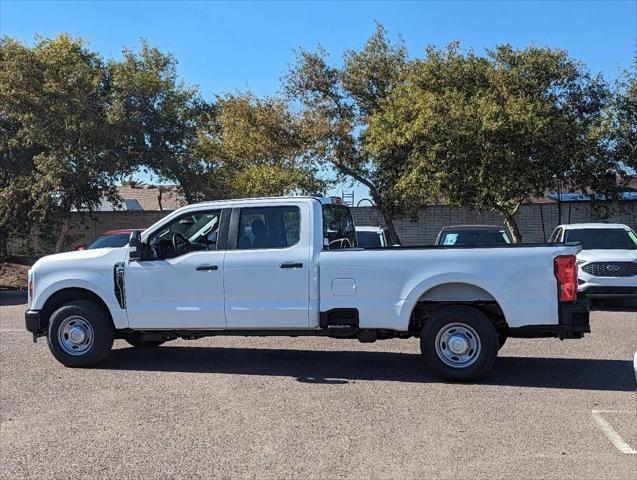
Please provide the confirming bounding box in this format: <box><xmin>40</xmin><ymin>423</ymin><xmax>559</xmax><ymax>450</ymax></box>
<box><xmin>1</xmin><ymin>0</ymin><xmax>635</xmax><ymax>198</ymax></box>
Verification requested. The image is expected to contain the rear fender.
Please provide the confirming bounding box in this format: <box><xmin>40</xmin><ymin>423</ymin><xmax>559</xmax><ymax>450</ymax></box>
<box><xmin>398</xmin><ymin>273</ymin><xmax>503</xmax><ymax>331</ymax></box>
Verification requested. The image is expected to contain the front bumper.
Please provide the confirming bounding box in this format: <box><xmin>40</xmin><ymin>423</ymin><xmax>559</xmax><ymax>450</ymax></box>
<box><xmin>579</xmin><ymin>286</ymin><xmax>637</xmax><ymax>299</ymax></box>
<box><xmin>579</xmin><ymin>287</ymin><xmax>637</xmax><ymax>311</ymax></box>
<box><xmin>508</xmin><ymin>299</ymin><xmax>590</xmax><ymax>339</ymax></box>
<box><xmin>25</xmin><ymin>310</ymin><xmax>45</xmax><ymax>341</ymax></box>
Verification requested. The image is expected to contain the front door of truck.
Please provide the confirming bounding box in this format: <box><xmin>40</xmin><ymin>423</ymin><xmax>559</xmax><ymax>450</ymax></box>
<box><xmin>125</xmin><ymin>209</ymin><xmax>227</xmax><ymax>329</ymax></box>
<box><xmin>223</xmin><ymin>204</ymin><xmax>310</xmax><ymax>328</ymax></box>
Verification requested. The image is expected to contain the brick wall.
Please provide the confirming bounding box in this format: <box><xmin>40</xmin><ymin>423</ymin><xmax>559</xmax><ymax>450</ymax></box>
<box><xmin>67</xmin><ymin>211</ymin><xmax>172</xmax><ymax>247</ymax></box>
<box><xmin>351</xmin><ymin>202</ymin><xmax>637</xmax><ymax>245</ymax></box>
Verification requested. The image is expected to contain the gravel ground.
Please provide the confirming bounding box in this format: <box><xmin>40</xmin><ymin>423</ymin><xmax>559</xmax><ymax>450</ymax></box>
<box><xmin>1</xmin><ymin>298</ymin><xmax>636</xmax><ymax>479</ymax></box>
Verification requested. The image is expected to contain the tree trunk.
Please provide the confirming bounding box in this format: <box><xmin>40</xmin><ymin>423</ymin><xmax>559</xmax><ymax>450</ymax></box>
<box><xmin>377</xmin><ymin>205</ymin><xmax>401</xmax><ymax>246</ymax></box>
<box><xmin>334</xmin><ymin>164</ymin><xmax>402</xmax><ymax>246</ymax></box>
<box><xmin>0</xmin><ymin>229</ymin><xmax>8</xmax><ymax>259</ymax></box>
<box><xmin>54</xmin><ymin>217</ymin><xmax>71</xmax><ymax>253</ymax></box>
<box><xmin>501</xmin><ymin>210</ymin><xmax>522</xmax><ymax>243</ymax></box>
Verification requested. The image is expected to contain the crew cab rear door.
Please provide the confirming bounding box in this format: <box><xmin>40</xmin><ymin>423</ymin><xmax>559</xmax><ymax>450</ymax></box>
<box><xmin>223</xmin><ymin>203</ymin><xmax>310</xmax><ymax>328</ymax></box>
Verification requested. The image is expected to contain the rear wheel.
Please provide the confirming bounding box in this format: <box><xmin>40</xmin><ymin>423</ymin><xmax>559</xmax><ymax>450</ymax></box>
<box><xmin>47</xmin><ymin>300</ymin><xmax>114</xmax><ymax>367</ymax></box>
<box><xmin>420</xmin><ymin>305</ymin><xmax>498</xmax><ymax>381</ymax></box>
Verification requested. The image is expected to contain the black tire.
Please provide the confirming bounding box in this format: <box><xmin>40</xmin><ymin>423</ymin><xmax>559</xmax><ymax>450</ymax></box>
<box><xmin>125</xmin><ymin>338</ymin><xmax>165</xmax><ymax>348</ymax></box>
<box><xmin>47</xmin><ymin>300</ymin><xmax>114</xmax><ymax>367</ymax></box>
<box><xmin>498</xmin><ymin>334</ymin><xmax>507</xmax><ymax>350</ymax></box>
<box><xmin>420</xmin><ymin>305</ymin><xmax>498</xmax><ymax>381</ymax></box>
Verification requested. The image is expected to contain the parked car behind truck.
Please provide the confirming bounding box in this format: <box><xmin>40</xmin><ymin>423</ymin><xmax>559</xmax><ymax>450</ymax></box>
<box><xmin>435</xmin><ymin>225</ymin><xmax>512</xmax><ymax>246</ymax></box>
<box><xmin>356</xmin><ymin>226</ymin><xmax>390</xmax><ymax>248</ymax></box>
<box><xmin>77</xmin><ymin>229</ymin><xmax>134</xmax><ymax>250</ymax></box>
<box><xmin>549</xmin><ymin>223</ymin><xmax>637</xmax><ymax>308</ymax></box>
<box><xmin>26</xmin><ymin>197</ymin><xmax>589</xmax><ymax>381</ymax></box>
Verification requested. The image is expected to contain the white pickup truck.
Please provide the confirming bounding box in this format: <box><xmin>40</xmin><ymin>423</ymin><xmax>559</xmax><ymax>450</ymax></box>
<box><xmin>26</xmin><ymin>197</ymin><xmax>590</xmax><ymax>380</ymax></box>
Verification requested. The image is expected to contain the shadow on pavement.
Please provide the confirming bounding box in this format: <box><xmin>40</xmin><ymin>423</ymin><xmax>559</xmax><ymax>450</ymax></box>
<box><xmin>0</xmin><ymin>291</ymin><xmax>27</xmax><ymax>306</ymax></box>
<box><xmin>100</xmin><ymin>346</ymin><xmax>636</xmax><ymax>391</ymax></box>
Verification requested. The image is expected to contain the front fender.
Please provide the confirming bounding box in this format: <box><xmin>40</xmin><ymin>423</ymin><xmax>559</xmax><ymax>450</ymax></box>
<box><xmin>33</xmin><ymin>276</ymin><xmax>129</xmax><ymax>330</ymax></box>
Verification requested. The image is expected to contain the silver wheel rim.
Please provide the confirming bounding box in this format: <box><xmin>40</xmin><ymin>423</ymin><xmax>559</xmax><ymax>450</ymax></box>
<box><xmin>58</xmin><ymin>316</ymin><xmax>94</xmax><ymax>356</ymax></box>
<box><xmin>435</xmin><ymin>322</ymin><xmax>481</xmax><ymax>369</ymax></box>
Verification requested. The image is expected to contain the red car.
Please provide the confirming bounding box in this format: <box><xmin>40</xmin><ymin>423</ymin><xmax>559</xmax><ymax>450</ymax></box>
<box><xmin>78</xmin><ymin>229</ymin><xmax>134</xmax><ymax>250</ymax></box>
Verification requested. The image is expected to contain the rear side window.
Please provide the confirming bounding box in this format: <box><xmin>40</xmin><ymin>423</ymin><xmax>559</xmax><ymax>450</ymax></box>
<box><xmin>322</xmin><ymin>204</ymin><xmax>357</xmax><ymax>249</ymax></box>
<box><xmin>237</xmin><ymin>206</ymin><xmax>300</xmax><ymax>250</ymax></box>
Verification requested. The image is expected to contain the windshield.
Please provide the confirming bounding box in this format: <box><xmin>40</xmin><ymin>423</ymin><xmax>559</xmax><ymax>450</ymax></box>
<box><xmin>564</xmin><ymin>228</ymin><xmax>637</xmax><ymax>250</ymax></box>
<box><xmin>357</xmin><ymin>231</ymin><xmax>385</xmax><ymax>248</ymax></box>
<box><xmin>440</xmin><ymin>230</ymin><xmax>511</xmax><ymax>246</ymax></box>
<box><xmin>88</xmin><ymin>233</ymin><xmax>130</xmax><ymax>249</ymax></box>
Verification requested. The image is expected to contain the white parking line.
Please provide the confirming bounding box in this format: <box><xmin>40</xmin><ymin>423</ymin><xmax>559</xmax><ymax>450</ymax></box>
<box><xmin>592</xmin><ymin>410</ymin><xmax>637</xmax><ymax>455</ymax></box>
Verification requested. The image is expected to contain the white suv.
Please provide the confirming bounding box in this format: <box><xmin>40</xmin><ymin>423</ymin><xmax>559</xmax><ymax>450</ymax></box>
<box><xmin>549</xmin><ymin>223</ymin><xmax>637</xmax><ymax>307</ymax></box>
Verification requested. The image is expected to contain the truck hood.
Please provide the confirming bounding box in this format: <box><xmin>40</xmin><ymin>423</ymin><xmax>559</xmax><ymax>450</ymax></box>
<box><xmin>577</xmin><ymin>249</ymin><xmax>637</xmax><ymax>263</ymax></box>
<box><xmin>31</xmin><ymin>247</ymin><xmax>129</xmax><ymax>273</ymax></box>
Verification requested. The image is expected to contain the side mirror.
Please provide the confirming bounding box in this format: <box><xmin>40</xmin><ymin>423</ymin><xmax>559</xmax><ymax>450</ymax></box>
<box><xmin>128</xmin><ymin>230</ymin><xmax>143</xmax><ymax>261</ymax></box>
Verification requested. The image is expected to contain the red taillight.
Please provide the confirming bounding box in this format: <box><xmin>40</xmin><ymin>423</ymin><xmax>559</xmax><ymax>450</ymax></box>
<box><xmin>554</xmin><ymin>255</ymin><xmax>577</xmax><ymax>302</ymax></box>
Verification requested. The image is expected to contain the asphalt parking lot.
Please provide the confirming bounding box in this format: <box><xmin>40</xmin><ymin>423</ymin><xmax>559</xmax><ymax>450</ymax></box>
<box><xmin>1</xmin><ymin>295</ymin><xmax>636</xmax><ymax>479</ymax></box>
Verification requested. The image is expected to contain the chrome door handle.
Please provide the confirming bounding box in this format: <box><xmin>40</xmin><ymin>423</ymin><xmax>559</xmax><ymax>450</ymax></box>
<box><xmin>279</xmin><ymin>262</ymin><xmax>303</xmax><ymax>269</ymax></box>
<box><xmin>196</xmin><ymin>264</ymin><xmax>219</xmax><ymax>271</ymax></box>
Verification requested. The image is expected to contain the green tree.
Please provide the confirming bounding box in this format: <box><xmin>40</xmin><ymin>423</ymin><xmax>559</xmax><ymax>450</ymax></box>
<box><xmin>0</xmin><ymin>35</ymin><xmax>127</xmax><ymax>253</ymax></box>
<box><xmin>607</xmin><ymin>64</ymin><xmax>637</xmax><ymax>171</ymax></box>
<box><xmin>285</xmin><ymin>24</ymin><xmax>407</xmax><ymax>244</ymax></box>
<box><xmin>107</xmin><ymin>41</ymin><xmax>209</xmax><ymax>203</ymax></box>
<box><xmin>367</xmin><ymin>43</ymin><xmax>615</xmax><ymax>242</ymax></box>
<box><xmin>0</xmin><ymin>36</ymin><xmax>203</xmax><ymax>253</ymax></box>
<box><xmin>164</xmin><ymin>92</ymin><xmax>326</xmax><ymax>202</ymax></box>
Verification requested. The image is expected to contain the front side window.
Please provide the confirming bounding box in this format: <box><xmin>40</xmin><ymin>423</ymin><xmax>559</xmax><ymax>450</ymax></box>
<box><xmin>147</xmin><ymin>210</ymin><xmax>222</xmax><ymax>259</ymax></box>
<box><xmin>564</xmin><ymin>228</ymin><xmax>637</xmax><ymax>250</ymax></box>
<box><xmin>237</xmin><ymin>206</ymin><xmax>300</xmax><ymax>250</ymax></box>
<box><xmin>322</xmin><ymin>204</ymin><xmax>356</xmax><ymax>249</ymax></box>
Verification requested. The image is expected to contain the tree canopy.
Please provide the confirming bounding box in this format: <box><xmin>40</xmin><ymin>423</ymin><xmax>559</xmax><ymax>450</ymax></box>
<box><xmin>0</xmin><ymin>35</ymin><xmax>130</xmax><ymax>252</ymax></box>
<box><xmin>0</xmin><ymin>28</ymin><xmax>632</xmax><ymax>254</ymax></box>
<box><xmin>284</xmin><ymin>23</ymin><xmax>408</xmax><ymax>244</ymax></box>
<box><xmin>0</xmin><ymin>36</ymin><xmax>323</xmax><ymax>254</ymax></box>
<box><xmin>366</xmin><ymin>43</ymin><xmax>618</xmax><ymax>241</ymax></box>
<box><xmin>178</xmin><ymin>93</ymin><xmax>326</xmax><ymax>202</ymax></box>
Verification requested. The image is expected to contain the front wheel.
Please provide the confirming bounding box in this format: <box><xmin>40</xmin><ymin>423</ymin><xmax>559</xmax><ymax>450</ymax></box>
<box><xmin>47</xmin><ymin>300</ymin><xmax>114</xmax><ymax>367</ymax></box>
<box><xmin>420</xmin><ymin>305</ymin><xmax>498</xmax><ymax>381</ymax></box>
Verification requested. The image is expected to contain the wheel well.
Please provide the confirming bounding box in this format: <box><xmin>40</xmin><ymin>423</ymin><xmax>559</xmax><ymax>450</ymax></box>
<box><xmin>41</xmin><ymin>288</ymin><xmax>114</xmax><ymax>330</ymax></box>
<box><xmin>418</xmin><ymin>282</ymin><xmax>496</xmax><ymax>303</ymax></box>
<box><xmin>409</xmin><ymin>301</ymin><xmax>508</xmax><ymax>335</ymax></box>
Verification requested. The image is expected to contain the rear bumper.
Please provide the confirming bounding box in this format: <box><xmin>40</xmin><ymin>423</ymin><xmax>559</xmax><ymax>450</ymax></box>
<box><xmin>508</xmin><ymin>299</ymin><xmax>590</xmax><ymax>339</ymax></box>
<box><xmin>25</xmin><ymin>310</ymin><xmax>45</xmax><ymax>337</ymax></box>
